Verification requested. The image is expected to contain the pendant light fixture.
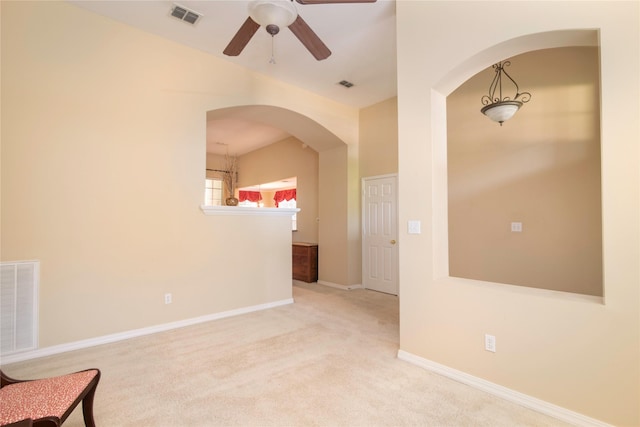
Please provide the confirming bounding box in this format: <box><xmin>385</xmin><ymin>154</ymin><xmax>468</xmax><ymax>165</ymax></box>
<box><xmin>480</xmin><ymin>61</ymin><xmax>531</xmax><ymax>125</ymax></box>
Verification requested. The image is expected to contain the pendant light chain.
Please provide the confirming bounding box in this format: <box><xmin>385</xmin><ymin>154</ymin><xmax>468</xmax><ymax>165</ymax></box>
<box><xmin>269</xmin><ymin>35</ymin><xmax>276</xmax><ymax>64</ymax></box>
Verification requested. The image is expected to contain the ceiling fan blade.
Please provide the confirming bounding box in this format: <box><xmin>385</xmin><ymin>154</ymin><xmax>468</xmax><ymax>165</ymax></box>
<box><xmin>288</xmin><ymin>15</ymin><xmax>331</xmax><ymax>61</ymax></box>
<box><xmin>223</xmin><ymin>17</ymin><xmax>260</xmax><ymax>56</ymax></box>
<box><xmin>296</xmin><ymin>0</ymin><xmax>376</xmax><ymax>4</ymax></box>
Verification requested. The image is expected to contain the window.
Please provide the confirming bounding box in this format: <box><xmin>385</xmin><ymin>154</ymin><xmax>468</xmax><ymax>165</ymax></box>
<box><xmin>278</xmin><ymin>198</ymin><xmax>297</xmax><ymax>231</ymax></box>
<box><xmin>238</xmin><ymin>190</ymin><xmax>263</xmax><ymax>207</ymax></box>
<box><xmin>204</xmin><ymin>178</ymin><xmax>223</xmax><ymax>206</ymax></box>
<box><xmin>275</xmin><ymin>189</ymin><xmax>297</xmax><ymax>231</ymax></box>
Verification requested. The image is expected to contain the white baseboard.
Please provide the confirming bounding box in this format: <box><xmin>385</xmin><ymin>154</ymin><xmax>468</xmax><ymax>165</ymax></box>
<box><xmin>316</xmin><ymin>280</ymin><xmax>363</xmax><ymax>291</ymax></box>
<box><xmin>397</xmin><ymin>350</ymin><xmax>611</xmax><ymax>427</ymax></box>
<box><xmin>1</xmin><ymin>298</ymin><xmax>294</xmax><ymax>365</ymax></box>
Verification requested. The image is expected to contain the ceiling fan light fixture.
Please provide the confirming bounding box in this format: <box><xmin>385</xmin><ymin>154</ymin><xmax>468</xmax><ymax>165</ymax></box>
<box><xmin>249</xmin><ymin>0</ymin><xmax>298</xmax><ymax>31</ymax></box>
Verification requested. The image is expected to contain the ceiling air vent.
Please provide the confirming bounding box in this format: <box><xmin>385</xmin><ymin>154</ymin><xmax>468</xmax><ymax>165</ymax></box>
<box><xmin>170</xmin><ymin>4</ymin><xmax>202</xmax><ymax>25</ymax></box>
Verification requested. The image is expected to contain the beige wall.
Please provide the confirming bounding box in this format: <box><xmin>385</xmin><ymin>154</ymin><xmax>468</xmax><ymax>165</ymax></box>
<box><xmin>448</xmin><ymin>47</ymin><xmax>602</xmax><ymax>296</ymax></box>
<box><xmin>318</xmin><ymin>145</ymin><xmax>350</xmax><ymax>285</ymax></box>
<box><xmin>234</xmin><ymin>137</ymin><xmax>319</xmax><ymax>244</ymax></box>
<box><xmin>359</xmin><ymin>97</ymin><xmax>399</xmax><ymax>178</ymax></box>
<box><xmin>346</xmin><ymin>135</ymin><xmax>361</xmax><ymax>286</ymax></box>
<box><xmin>0</xmin><ymin>1</ymin><xmax>358</xmax><ymax>348</ymax></box>
<box><xmin>397</xmin><ymin>2</ymin><xmax>638</xmax><ymax>426</ymax></box>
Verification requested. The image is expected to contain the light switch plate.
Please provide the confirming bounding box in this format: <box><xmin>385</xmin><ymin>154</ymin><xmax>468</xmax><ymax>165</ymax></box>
<box><xmin>408</xmin><ymin>220</ymin><xmax>421</xmax><ymax>234</ymax></box>
<box><xmin>511</xmin><ymin>222</ymin><xmax>523</xmax><ymax>232</ymax></box>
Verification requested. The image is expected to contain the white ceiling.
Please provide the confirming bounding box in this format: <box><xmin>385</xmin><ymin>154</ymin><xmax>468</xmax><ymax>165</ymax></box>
<box><xmin>68</xmin><ymin>0</ymin><xmax>397</xmax><ymax>155</ymax></box>
<box><xmin>206</xmin><ymin>117</ymin><xmax>292</xmax><ymax>155</ymax></box>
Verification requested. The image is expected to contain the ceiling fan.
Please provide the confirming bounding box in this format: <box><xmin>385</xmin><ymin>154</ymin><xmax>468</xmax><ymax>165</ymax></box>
<box><xmin>223</xmin><ymin>0</ymin><xmax>376</xmax><ymax>61</ymax></box>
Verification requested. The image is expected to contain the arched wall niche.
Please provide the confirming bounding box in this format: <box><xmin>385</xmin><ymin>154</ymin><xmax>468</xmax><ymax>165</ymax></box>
<box><xmin>430</xmin><ymin>29</ymin><xmax>601</xmax><ymax>295</ymax></box>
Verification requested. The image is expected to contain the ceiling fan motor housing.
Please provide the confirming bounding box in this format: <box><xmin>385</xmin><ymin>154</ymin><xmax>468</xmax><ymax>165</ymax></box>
<box><xmin>266</xmin><ymin>24</ymin><xmax>280</xmax><ymax>35</ymax></box>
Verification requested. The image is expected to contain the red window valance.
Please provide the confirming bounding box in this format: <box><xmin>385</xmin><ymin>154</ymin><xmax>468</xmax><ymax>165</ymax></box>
<box><xmin>239</xmin><ymin>190</ymin><xmax>263</xmax><ymax>203</ymax></box>
<box><xmin>274</xmin><ymin>189</ymin><xmax>296</xmax><ymax>207</ymax></box>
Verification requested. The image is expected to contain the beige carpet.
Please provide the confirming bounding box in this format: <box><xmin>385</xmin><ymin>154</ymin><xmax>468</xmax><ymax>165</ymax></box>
<box><xmin>3</xmin><ymin>282</ymin><xmax>567</xmax><ymax>426</ymax></box>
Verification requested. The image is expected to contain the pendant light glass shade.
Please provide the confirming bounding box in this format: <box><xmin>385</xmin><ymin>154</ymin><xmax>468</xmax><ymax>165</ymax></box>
<box><xmin>481</xmin><ymin>101</ymin><xmax>522</xmax><ymax>124</ymax></box>
<box><xmin>248</xmin><ymin>0</ymin><xmax>297</xmax><ymax>29</ymax></box>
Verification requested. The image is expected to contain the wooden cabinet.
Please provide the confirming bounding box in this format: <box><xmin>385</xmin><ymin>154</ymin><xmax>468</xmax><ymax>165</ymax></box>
<box><xmin>292</xmin><ymin>243</ymin><xmax>318</xmax><ymax>283</ymax></box>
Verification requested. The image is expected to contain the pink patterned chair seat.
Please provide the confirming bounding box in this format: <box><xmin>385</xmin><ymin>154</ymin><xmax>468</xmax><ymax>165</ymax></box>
<box><xmin>0</xmin><ymin>369</ymin><xmax>100</xmax><ymax>427</ymax></box>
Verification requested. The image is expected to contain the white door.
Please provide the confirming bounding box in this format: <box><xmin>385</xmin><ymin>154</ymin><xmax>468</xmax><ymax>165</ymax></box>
<box><xmin>362</xmin><ymin>175</ymin><xmax>398</xmax><ymax>295</ymax></box>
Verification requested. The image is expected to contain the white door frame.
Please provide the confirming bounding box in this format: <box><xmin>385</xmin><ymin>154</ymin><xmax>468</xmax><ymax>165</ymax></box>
<box><xmin>361</xmin><ymin>174</ymin><xmax>399</xmax><ymax>295</ymax></box>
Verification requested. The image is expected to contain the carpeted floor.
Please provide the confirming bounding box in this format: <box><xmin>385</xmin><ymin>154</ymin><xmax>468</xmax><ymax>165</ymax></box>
<box><xmin>2</xmin><ymin>282</ymin><xmax>567</xmax><ymax>426</ymax></box>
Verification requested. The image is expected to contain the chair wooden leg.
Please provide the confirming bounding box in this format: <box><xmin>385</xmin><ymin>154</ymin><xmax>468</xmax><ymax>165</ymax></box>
<box><xmin>81</xmin><ymin>379</ymin><xmax>99</xmax><ymax>427</ymax></box>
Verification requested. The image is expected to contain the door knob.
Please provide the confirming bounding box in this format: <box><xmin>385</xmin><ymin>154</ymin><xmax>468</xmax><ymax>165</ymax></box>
<box><xmin>390</xmin><ymin>240</ymin><xmax>396</xmax><ymax>245</ymax></box>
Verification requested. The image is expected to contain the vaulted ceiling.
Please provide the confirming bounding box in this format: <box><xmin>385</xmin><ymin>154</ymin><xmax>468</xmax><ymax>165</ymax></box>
<box><xmin>69</xmin><ymin>0</ymin><xmax>397</xmax><ymax>155</ymax></box>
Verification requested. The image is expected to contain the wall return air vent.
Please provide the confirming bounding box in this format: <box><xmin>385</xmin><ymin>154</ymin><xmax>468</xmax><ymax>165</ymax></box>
<box><xmin>1</xmin><ymin>260</ymin><xmax>39</xmax><ymax>356</ymax></box>
<box><xmin>170</xmin><ymin>4</ymin><xmax>202</xmax><ymax>25</ymax></box>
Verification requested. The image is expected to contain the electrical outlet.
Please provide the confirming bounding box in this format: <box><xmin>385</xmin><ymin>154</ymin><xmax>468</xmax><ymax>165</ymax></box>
<box><xmin>511</xmin><ymin>222</ymin><xmax>523</xmax><ymax>232</ymax></box>
<box><xmin>164</xmin><ymin>293</ymin><xmax>172</xmax><ymax>305</ymax></box>
<box><xmin>485</xmin><ymin>334</ymin><xmax>496</xmax><ymax>352</ymax></box>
